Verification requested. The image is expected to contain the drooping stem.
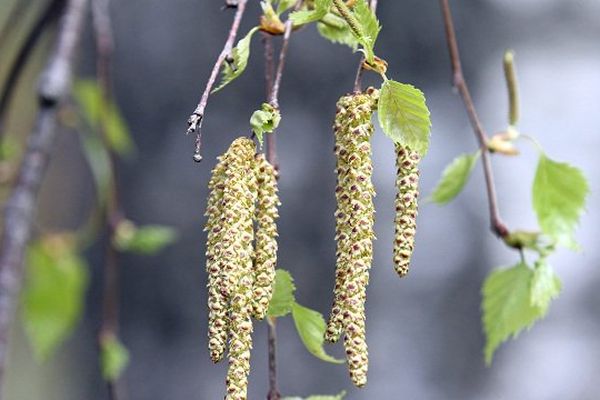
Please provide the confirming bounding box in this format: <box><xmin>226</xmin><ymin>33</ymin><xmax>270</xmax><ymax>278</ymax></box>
<box><xmin>353</xmin><ymin>0</ymin><xmax>378</xmax><ymax>92</ymax></box>
<box><xmin>266</xmin><ymin>318</ymin><xmax>279</xmax><ymax>400</ymax></box>
<box><xmin>439</xmin><ymin>0</ymin><xmax>509</xmax><ymax>238</ymax></box>
<box><xmin>186</xmin><ymin>0</ymin><xmax>249</xmax><ymax>162</ymax></box>
<box><xmin>91</xmin><ymin>0</ymin><xmax>126</xmax><ymax>398</ymax></box>
<box><xmin>0</xmin><ymin>0</ymin><xmax>88</xmax><ymax>395</ymax></box>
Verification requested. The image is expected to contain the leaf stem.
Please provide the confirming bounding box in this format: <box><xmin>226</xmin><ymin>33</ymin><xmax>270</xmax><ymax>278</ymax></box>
<box><xmin>439</xmin><ymin>0</ymin><xmax>509</xmax><ymax>238</ymax></box>
<box><xmin>186</xmin><ymin>0</ymin><xmax>249</xmax><ymax>162</ymax></box>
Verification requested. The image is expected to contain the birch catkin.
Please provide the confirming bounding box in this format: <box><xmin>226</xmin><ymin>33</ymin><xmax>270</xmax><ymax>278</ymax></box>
<box><xmin>326</xmin><ymin>90</ymin><xmax>377</xmax><ymax>387</ymax></box>
<box><xmin>393</xmin><ymin>144</ymin><xmax>420</xmax><ymax>277</ymax></box>
<box><xmin>252</xmin><ymin>154</ymin><xmax>280</xmax><ymax>320</ymax></box>
<box><xmin>205</xmin><ymin>137</ymin><xmax>281</xmax><ymax>399</ymax></box>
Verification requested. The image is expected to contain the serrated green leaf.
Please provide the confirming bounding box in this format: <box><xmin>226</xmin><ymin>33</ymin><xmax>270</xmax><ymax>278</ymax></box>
<box><xmin>377</xmin><ymin>80</ymin><xmax>431</xmax><ymax>156</ymax></box>
<box><xmin>482</xmin><ymin>263</ymin><xmax>546</xmax><ymax>365</ymax></box>
<box><xmin>100</xmin><ymin>335</ymin><xmax>130</xmax><ymax>382</ymax></box>
<box><xmin>268</xmin><ymin>269</ymin><xmax>296</xmax><ymax>317</ymax></box>
<box><xmin>530</xmin><ymin>260</ymin><xmax>561</xmax><ymax>312</ymax></box>
<box><xmin>113</xmin><ymin>222</ymin><xmax>177</xmax><ymax>255</ymax></box>
<box><xmin>532</xmin><ymin>154</ymin><xmax>589</xmax><ymax>249</ymax></box>
<box><xmin>351</xmin><ymin>0</ymin><xmax>380</xmax><ymax>63</ymax></box>
<box><xmin>250</xmin><ymin>103</ymin><xmax>281</xmax><ymax>146</ymax></box>
<box><xmin>290</xmin><ymin>0</ymin><xmax>332</xmax><ymax>25</ymax></box>
<box><xmin>317</xmin><ymin>14</ymin><xmax>358</xmax><ymax>51</ymax></box>
<box><xmin>282</xmin><ymin>391</ymin><xmax>346</xmax><ymax>400</ymax></box>
<box><xmin>73</xmin><ymin>80</ymin><xmax>135</xmax><ymax>157</ymax></box>
<box><xmin>292</xmin><ymin>303</ymin><xmax>344</xmax><ymax>364</ymax></box>
<box><xmin>22</xmin><ymin>236</ymin><xmax>88</xmax><ymax>361</ymax></box>
<box><xmin>429</xmin><ymin>151</ymin><xmax>480</xmax><ymax>204</ymax></box>
<box><xmin>213</xmin><ymin>27</ymin><xmax>259</xmax><ymax>93</ymax></box>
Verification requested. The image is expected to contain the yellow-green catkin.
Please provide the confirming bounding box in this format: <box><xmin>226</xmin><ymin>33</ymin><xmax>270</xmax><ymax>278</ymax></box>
<box><xmin>326</xmin><ymin>89</ymin><xmax>377</xmax><ymax>388</ymax></box>
<box><xmin>393</xmin><ymin>144</ymin><xmax>420</xmax><ymax>277</ymax></box>
<box><xmin>251</xmin><ymin>154</ymin><xmax>280</xmax><ymax>320</ymax></box>
<box><xmin>205</xmin><ymin>155</ymin><xmax>229</xmax><ymax>363</ymax></box>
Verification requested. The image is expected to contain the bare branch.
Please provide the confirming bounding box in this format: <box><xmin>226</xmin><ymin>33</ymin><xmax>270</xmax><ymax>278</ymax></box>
<box><xmin>439</xmin><ymin>0</ymin><xmax>509</xmax><ymax>238</ymax></box>
<box><xmin>0</xmin><ymin>0</ymin><xmax>88</xmax><ymax>393</ymax></box>
<box><xmin>186</xmin><ymin>0</ymin><xmax>249</xmax><ymax>162</ymax></box>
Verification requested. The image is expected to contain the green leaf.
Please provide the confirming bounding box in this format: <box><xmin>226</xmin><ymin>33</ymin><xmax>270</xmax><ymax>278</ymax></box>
<box><xmin>429</xmin><ymin>151</ymin><xmax>480</xmax><ymax>204</ymax></box>
<box><xmin>530</xmin><ymin>260</ymin><xmax>561</xmax><ymax>312</ymax></box>
<box><xmin>213</xmin><ymin>27</ymin><xmax>259</xmax><ymax>93</ymax></box>
<box><xmin>100</xmin><ymin>334</ymin><xmax>130</xmax><ymax>382</ymax></box>
<box><xmin>275</xmin><ymin>0</ymin><xmax>296</xmax><ymax>15</ymax></box>
<box><xmin>482</xmin><ymin>263</ymin><xmax>546</xmax><ymax>365</ymax></box>
<box><xmin>351</xmin><ymin>0</ymin><xmax>380</xmax><ymax>63</ymax></box>
<box><xmin>22</xmin><ymin>236</ymin><xmax>88</xmax><ymax>361</ymax></box>
<box><xmin>113</xmin><ymin>221</ymin><xmax>177</xmax><ymax>255</ymax></box>
<box><xmin>291</xmin><ymin>303</ymin><xmax>344</xmax><ymax>364</ymax></box>
<box><xmin>317</xmin><ymin>14</ymin><xmax>359</xmax><ymax>51</ymax></box>
<box><xmin>268</xmin><ymin>269</ymin><xmax>296</xmax><ymax>317</ymax></box>
<box><xmin>532</xmin><ymin>154</ymin><xmax>589</xmax><ymax>249</ymax></box>
<box><xmin>80</xmin><ymin>130</ymin><xmax>112</xmax><ymax>206</ymax></box>
<box><xmin>290</xmin><ymin>0</ymin><xmax>332</xmax><ymax>25</ymax></box>
<box><xmin>282</xmin><ymin>391</ymin><xmax>346</xmax><ymax>400</ymax></box>
<box><xmin>250</xmin><ymin>103</ymin><xmax>281</xmax><ymax>146</ymax></box>
<box><xmin>73</xmin><ymin>80</ymin><xmax>135</xmax><ymax>157</ymax></box>
<box><xmin>377</xmin><ymin>80</ymin><xmax>432</xmax><ymax>156</ymax></box>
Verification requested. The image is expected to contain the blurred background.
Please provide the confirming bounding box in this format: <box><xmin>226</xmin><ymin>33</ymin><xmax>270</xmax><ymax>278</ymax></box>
<box><xmin>1</xmin><ymin>0</ymin><xmax>600</xmax><ymax>399</ymax></box>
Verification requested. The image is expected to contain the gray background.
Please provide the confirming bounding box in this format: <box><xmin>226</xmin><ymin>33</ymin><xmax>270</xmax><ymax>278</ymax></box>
<box><xmin>3</xmin><ymin>0</ymin><xmax>600</xmax><ymax>399</ymax></box>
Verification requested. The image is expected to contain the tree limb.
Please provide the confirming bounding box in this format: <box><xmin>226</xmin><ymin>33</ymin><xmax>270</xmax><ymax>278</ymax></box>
<box><xmin>0</xmin><ymin>0</ymin><xmax>88</xmax><ymax>394</ymax></box>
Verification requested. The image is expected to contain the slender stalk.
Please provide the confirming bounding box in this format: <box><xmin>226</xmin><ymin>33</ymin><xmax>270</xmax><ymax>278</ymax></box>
<box><xmin>0</xmin><ymin>0</ymin><xmax>88</xmax><ymax>395</ymax></box>
<box><xmin>0</xmin><ymin>0</ymin><xmax>65</xmax><ymax>143</ymax></box>
<box><xmin>186</xmin><ymin>0</ymin><xmax>249</xmax><ymax>162</ymax></box>
<box><xmin>439</xmin><ymin>0</ymin><xmax>509</xmax><ymax>238</ymax></box>
<box><xmin>266</xmin><ymin>318</ymin><xmax>279</xmax><ymax>400</ymax></box>
<box><xmin>91</xmin><ymin>0</ymin><xmax>126</xmax><ymax>398</ymax></box>
<box><xmin>353</xmin><ymin>0</ymin><xmax>378</xmax><ymax>92</ymax></box>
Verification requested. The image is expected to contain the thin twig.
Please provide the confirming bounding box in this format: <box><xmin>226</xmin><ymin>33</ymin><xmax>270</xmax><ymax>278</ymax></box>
<box><xmin>353</xmin><ymin>0</ymin><xmax>377</xmax><ymax>92</ymax></box>
<box><xmin>439</xmin><ymin>0</ymin><xmax>509</xmax><ymax>238</ymax></box>
<box><xmin>91</xmin><ymin>0</ymin><xmax>127</xmax><ymax>398</ymax></box>
<box><xmin>186</xmin><ymin>0</ymin><xmax>249</xmax><ymax>162</ymax></box>
<box><xmin>0</xmin><ymin>0</ymin><xmax>65</xmax><ymax>143</ymax></box>
<box><xmin>0</xmin><ymin>0</ymin><xmax>88</xmax><ymax>394</ymax></box>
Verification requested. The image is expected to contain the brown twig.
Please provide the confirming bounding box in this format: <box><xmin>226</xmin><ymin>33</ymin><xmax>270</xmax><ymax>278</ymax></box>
<box><xmin>439</xmin><ymin>0</ymin><xmax>509</xmax><ymax>238</ymax></box>
<box><xmin>91</xmin><ymin>0</ymin><xmax>127</xmax><ymax>398</ymax></box>
<box><xmin>186</xmin><ymin>0</ymin><xmax>249</xmax><ymax>162</ymax></box>
<box><xmin>0</xmin><ymin>0</ymin><xmax>65</xmax><ymax>142</ymax></box>
<box><xmin>353</xmin><ymin>0</ymin><xmax>378</xmax><ymax>92</ymax></box>
<box><xmin>0</xmin><ymin>0</ymin><xmax>88</xmax><ymax>395</ymax></box>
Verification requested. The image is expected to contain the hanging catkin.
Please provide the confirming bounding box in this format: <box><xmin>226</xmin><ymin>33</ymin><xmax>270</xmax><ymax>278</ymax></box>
<box><xmin>251</xmin><ymin>154</ymin><xmax>280</xmax><ymax>320</ymax></box>
<box><xmin>393</xmin><ymin>144</ymin><xmax>420</xmax><ymax>277</ymax></box>
<box><xmin>326</xmin><ymin>89</ymin><xmax>377</xmax><ymax>388</ymax></box>
<box><xmin>205</xmin><ymin>155</ymin><xmax>229</xmax><ymax>363</ymax></box>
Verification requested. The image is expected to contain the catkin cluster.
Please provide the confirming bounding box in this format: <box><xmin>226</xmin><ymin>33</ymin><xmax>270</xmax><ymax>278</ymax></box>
<box><xmin>326</xmin><ymin>90</ymin><xmax>378</xmax><ymax>388</ymax></box>
<box><xmin>393</xmin><ymin>145</ymin><xmax>420</xmax><ymax>277</ymax></box>
<box><xmin>204</xmin><ymin>137</ymin><xmax>280</xmax><ymax>400</ymax></box>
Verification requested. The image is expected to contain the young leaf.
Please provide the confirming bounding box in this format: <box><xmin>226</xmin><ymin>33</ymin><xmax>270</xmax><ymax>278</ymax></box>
<box><xmin>351</xmin><ymin>0</ymin><xmax>380</xmax><ymax>63</ymax></box>
<box><xmin>429</xmin><ymin>151</ymin><xmax>480</xmax><ymax>204</ymax></box>
<box><xmin>250</xmin><ymin>103</ymin><xmax>281</xmax><ymax>146</ymax></box>
<box><xmin>275</xmin><ymin>0</ymin><xmax>296</xmax><ymax>15</ymax></box>
<box><xmin>22</xmin><ymin>236</ymin><xmax>88</xmax><ymax>361</ymax></box>
<box><xmin>530</xmin><ymin>260</ymin><xmax>561</xmax><ymax>312</ymax></box>
<box><xmin>317</xmin><ymin>14</ymin><xmax>359</xmax><ymax>50</ymax></box>
<box><xmin>80</xmin><ymin>131</ymin><xmax>112</xmax><ymax>206</ymax></box>
<box><xmin>100</xmin><ymin>334</ymin><xmax>130</xmax><ymax>382</ymax></box>
<box><xmin>291</xmin><ymin>303</ymin><xmax>344</xmax><ymax>364</ymax></box>
<box><xmin>290</xmin><ymin>0</ymin><xmax>332</xmax><ymax>25</ymax></box>
<box><xmin>268</xmin><ymin>269</ymin><xmax>296</xmax><ymax>318</ymax></box>
<box><xmin>113</xmin><ymin>221</ymin><xmax>177</xmax><ymax>255</ymax></box>
<box><xmin>532</xmin><ymin>154</ymin><xmax>589</xmax><ymax>249</ymax></box>
<box><xmin>213</xmin><ymin>27</ymin><xmax>259</xmax><ymax>93</ymax></box>
<box><xmin>73</xmin><ymin>80</ymin><xmax>135</xmax><ymax>157</ymax></box>
<box><xmin>482</xmin><ymin>263</ymin><xmax>546</xmax><ymax>365</ymax></box>
<box><xmin>377</xmin><ymin>80</ymin><xmax>432</xmax><ymax>156</ymax></box>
